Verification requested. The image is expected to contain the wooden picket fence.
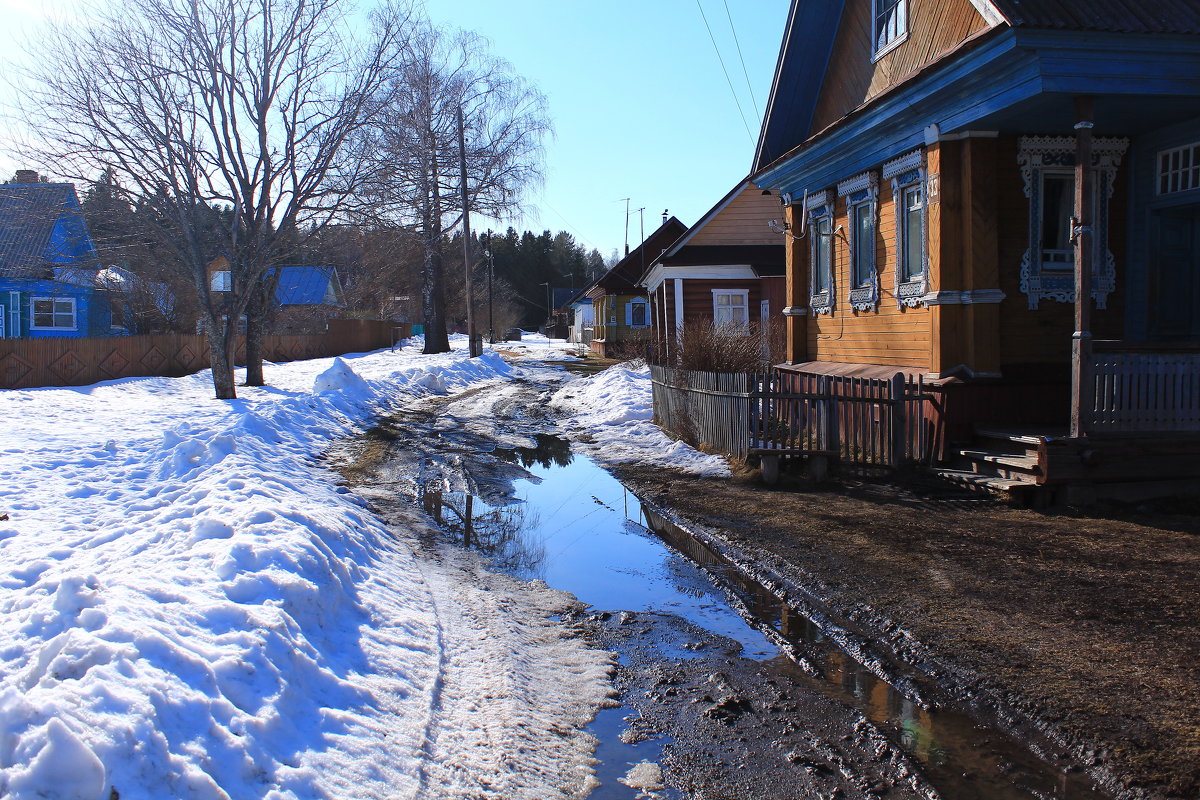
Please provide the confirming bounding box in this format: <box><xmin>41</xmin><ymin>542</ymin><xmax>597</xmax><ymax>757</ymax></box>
<box><xmin>1090</xmin><ymin>349</ymin><xmax>1200</xmax><ymax>432</ymax></box>
<box><xmin>0</xmin><ymin>318</ymin><xmax>408</xmax><ymax>390</ymax></box>
<box><xmin>650</xmin><ymin>365</ymin><xmax>936</xmax><ymax>467</ymax></box>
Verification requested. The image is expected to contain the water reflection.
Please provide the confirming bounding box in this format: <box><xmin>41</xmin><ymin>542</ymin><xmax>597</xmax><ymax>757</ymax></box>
<box><xmin>420</xmin><ymin>486</ymin><xmax>547</xmax><ymax>577</ymax></box>
<box><xmin>494</xmin><ymin>433</ymin><xmax>574</xmax><ymax>469</ymax></box>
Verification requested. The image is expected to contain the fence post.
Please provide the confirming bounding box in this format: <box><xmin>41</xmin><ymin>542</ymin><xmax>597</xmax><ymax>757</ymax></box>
<box><xmin>819</xmin><ymin>375</ymin><xmax>838</xmax><ymax>456</ymax></box>
<box><xmin>890</xmin><ymin>372</ymin><xmax>907</xmax><ymax>468</ymax></box>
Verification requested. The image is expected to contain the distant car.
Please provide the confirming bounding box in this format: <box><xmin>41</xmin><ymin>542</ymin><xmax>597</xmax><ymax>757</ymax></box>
<box><xmin>503</xmin><ymin>328</ymin><xmax>523</xmax><ymax>341</ymax></box>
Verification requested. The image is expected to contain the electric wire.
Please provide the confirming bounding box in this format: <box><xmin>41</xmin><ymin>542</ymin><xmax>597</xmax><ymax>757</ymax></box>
<box><xmin>694</xmin><ymin>0</ymin><xmax>754</xmax><ymax>141</ymax></box>
<box><xmin>721</xmin><ymin>0</ymin><xmax>760</xmax><ymax>120</ymax></box>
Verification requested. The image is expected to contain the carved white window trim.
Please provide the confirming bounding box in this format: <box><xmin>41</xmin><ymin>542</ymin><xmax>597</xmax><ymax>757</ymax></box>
<box><xmin>806</xmin><ymin>189</ymin><xmax>835</xmax><ymax>315</ymax></box>
<box><xmin>1017</xmin><ymin>135</ymin><xmax>1128</xmax><ymax>310</ymax></box>
<box><xmin>1158</xmin><ymin>141</ymin><xmax>1200</xmax><ymax>195</ymax></box>
<box><xmin>839</xmin><ymin>171</ymin><xmax>880</xmax><ymax>312</ymax></box>
<box><xmin>885</xmin><ymin>150</ymin><xmax>928</xmax><ymax>309</ymax></box>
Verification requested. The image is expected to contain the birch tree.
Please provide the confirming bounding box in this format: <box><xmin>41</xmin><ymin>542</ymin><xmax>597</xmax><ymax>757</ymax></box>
<box><xmin>359</xmin><ymin>24</ymin><xmax>549</xmax><ymax>354</ymax></box>
<box><xmin>15</xmin><ymin>0</ymin><xmax>413</xmax><ymax>398</ymax></box>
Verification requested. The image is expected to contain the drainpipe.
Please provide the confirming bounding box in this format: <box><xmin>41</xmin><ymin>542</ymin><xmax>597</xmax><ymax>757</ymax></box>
<box><xmin>1070</xmin><ymin>96</ymin><xmax>1095</xmax><ymax>439</ymax></box>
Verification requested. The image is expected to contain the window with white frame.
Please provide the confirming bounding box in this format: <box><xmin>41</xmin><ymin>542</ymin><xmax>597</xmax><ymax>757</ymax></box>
<box><xmin>1158</xmin><ymin>142</ymin><xmax>1200</xmax><ymax>195</ymax></box>
<box><xmin>1017</xmin><ymin>135</ymin><xmax>1128</xmax><ymax>309</ymax></box>
<box><xmin>626</xmin><ymin>297</ymin><xmax>648</xmax><ymax>328</ymax></box>
<box><xmin>838</xmin><ymin>170</ymin><xmax>880</xmax><ymax>312</ymax></box>
<box><xmin>712</xmin><ymin>289</ymin><xmax>749</xmax><ymax>328</ymax></box>
<box><xmin>873</xmin><ymin>0</ymin><xmax>907</xmax><ymax>58</ymax></box>
<box><xmin>807</xmin><ymin>190</ymin><xmax>835</xmax><ymax>315</ymax></box>
<box><xmin>31</xmin><ymin>297</ymin><xmax>77</xmax><ymax>331</ymax></box>
<box><xmin>884</xmin><ymin>149</ymin><xmax>927</xmax><ymax>308</ymax></box>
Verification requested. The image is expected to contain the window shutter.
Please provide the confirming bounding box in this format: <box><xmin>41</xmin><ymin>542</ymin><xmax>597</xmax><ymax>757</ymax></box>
<box><xmin>625</xmin><ymin>302</ymin><xmax>633</xmax><ymax>327</ymax></box>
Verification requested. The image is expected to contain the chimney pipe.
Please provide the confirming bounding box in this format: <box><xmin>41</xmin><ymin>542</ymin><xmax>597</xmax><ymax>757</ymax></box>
<box><xmin>661</xmin><ymin>209</ymin><xmax>668</xmax><ymax>226</ymax></box>
<box><xmin>13</xmin><ymin>170</ymin><xmax>39</xmax><ymax>184</ymax></box>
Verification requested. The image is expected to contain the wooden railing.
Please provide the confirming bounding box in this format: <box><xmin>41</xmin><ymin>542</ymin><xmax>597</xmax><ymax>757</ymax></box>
<box><xmin>649</xmin><ymin>365</ymin><xmax>935</xmax><ymax>466</ymax></box>
<box><xmin>0</xmin><ymin>318</ymin><xmax>407</xmax><ymax>390</ymax></box>
<box><xmin>1090</xmin><ymin>342</ymin><xmax>1200</xmax><ymax>432</ymax></box>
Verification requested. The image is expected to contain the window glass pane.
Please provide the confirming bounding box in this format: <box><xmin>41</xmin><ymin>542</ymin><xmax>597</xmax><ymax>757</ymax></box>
<box><xmin>903</xmin><ymin>185</ymin><xmax>923</xmax><ymax>280</ymax></box>
<box><xmin>875</xmin><ymin>0</ymin><xmax>905</xmax><ymax>50</ymax></box>
<box><xmin>813</xmin><ymin>216</ymin><xmax>832</xmax><ymax>292</ymax></box>
<box><xmin>1041</xmin><ymin>173</ymin><xmax>1074</xmax><ymax>269</ymax></box>
<box><xmin>631</xmin><ymin>303</ymin><xmax>645</xmax><ymax>326</ymax></box>
<box><xmin>853</xmin><ymin>203</ymin><xmax>873</xmax><ymax>286</ymax></box>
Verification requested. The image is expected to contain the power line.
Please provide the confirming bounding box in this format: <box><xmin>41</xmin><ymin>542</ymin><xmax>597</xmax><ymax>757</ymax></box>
<box><xmin>722</xmin><ymin>0</ymin><xmax>760</xmax><ymax>120</ymax></box>
<box><xmin>694</xmin><ymin>0</ymin><xmax>754</xmax><ymax>142</ymax></box>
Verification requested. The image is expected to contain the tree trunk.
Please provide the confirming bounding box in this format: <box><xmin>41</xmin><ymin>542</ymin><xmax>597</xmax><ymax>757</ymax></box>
<box><xmin>244</xmin><ymin>310</ymin><xmax>265</xmax><ymax>386</ymax></box>
<box><xmin>422</xmin><ymin>234</ymin><xmax>451</xmax><ymax>354</ymax></box>
<box><xmin>207</xmin><ymin>312</ymin><xmax>238</xmax><ymax>399</ymax></box>
<box><xmin>422</xmin><ymin>168</ymin><xmax>451</xmax><ymax>354</ymax></box>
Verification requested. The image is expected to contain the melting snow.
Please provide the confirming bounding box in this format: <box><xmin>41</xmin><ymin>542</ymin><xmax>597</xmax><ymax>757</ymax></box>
<box><xmin>0</xmin><ymin>338</ymin><xmax>615</xmax><ymax>799</ymax></box>
<box><xmin>551</xmin><ymin>360</ymin><xmax>731</xmax><ymax>477</ymax></box>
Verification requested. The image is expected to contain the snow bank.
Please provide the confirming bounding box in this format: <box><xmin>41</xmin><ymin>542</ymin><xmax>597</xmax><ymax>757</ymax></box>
<box><xmin>0</xmin><ymin>339</ymin><xmax>611</xmax><ymax>799</ymax></box>
<box><xmin>551</xmin><ymin>361</ymin><xmax>731</xmax><ymax>477</ymax></box>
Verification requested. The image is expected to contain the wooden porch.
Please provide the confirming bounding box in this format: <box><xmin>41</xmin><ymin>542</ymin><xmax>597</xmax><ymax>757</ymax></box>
<box><xmin>937</xmin><ymin>341</ymin><xmax>1200</xmax><ymax>502</ymax></box>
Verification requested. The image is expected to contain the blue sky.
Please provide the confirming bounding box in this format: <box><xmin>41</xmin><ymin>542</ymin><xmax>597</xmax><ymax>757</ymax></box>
<box><xmin>0</xmin><ymin>0</ymin><xmax>791</xmax><ymax>257</ymax></box>
<box><xmin>422</xmin><ymin>0</ymin><xmax>791</xmax><ymax>256</ymax></box>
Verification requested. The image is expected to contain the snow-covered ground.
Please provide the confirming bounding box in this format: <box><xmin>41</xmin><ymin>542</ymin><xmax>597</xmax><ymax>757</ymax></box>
<box><xmin>0</xmin><ymin>335</ymin><xmax>727</xmax><ymax>800</ymax></box>
<box><xmin>550</xmin><ymin>361</ymin><xmax>730</xmax><ymax>478</ymax></box>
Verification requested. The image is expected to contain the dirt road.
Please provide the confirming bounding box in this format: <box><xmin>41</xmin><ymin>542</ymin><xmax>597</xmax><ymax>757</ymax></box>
<box><xmin>614</xmin><ymin>465</ymin><xmax>1200</xmax><ymax>800</ymax></box>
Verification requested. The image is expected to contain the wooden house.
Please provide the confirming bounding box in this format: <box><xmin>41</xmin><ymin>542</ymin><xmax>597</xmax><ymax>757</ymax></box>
<box><xmin>0</xmin><ymin>173</ymin><xmax>121</xmax><ymax>339</ymax></box>
<box><xmin>752</xmin><ymin>0</ymin><xmax>1200</xmax><ymax>495</ymax></box>
<box><xmin>586</xmin><ymin>217</ymin><xmax>687</xmax><ymax>358</ymax></box>
<box><xmin>207</xmin><ymin>258</ymin><xmax>345</xmax><ymax>334</ymax></box>
<box><xmin>639</xmin><ymin>180</ymin><xmax>786</xmax><ymax>361</ymax></box>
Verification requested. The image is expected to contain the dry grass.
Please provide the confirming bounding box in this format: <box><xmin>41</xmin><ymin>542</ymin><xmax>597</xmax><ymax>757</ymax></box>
<box><xmin>660</xmin><ymin>318</ymin><xmax>786</xmax><ymax>374</ymax></box>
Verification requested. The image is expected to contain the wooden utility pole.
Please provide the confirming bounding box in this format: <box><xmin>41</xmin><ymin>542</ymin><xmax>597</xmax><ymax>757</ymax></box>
<box><xmin>457</xmin><ymin>105</ymin><xmax>480</xmax><ymax>357</ymax></box>
<box><xmin>1070</xmin><ymin>96</ymin><xmax>1095</xmax><ymax>438</ymax></box>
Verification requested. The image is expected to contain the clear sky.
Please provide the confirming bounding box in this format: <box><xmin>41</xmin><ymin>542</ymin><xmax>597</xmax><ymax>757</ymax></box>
<box><xmin>0</xmin><ymin>0</ymin><xmax>791</xmax><ymax>258</ymax></box>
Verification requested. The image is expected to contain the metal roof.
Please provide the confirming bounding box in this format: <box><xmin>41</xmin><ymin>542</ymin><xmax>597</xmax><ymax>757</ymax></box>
<box><xmin>0</xmin><ymin>182</ymin><xmax>97</xmax><ymax>278</ymax></box>
<box><xmin>272</xmin><ymin>266</ymin><xmax>343</xmax><ymax>306</ymax></box>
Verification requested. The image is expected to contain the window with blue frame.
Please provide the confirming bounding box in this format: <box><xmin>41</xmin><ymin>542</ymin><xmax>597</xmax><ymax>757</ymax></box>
<box><xmin>838</xmin><ymin>170</ymin><xmax>880</xmax><ymax>312</ymax></box>
<box><xmin>806</xmin><ymin>190</ymin><xmax>835</xmax><ymax>315</ymax></box>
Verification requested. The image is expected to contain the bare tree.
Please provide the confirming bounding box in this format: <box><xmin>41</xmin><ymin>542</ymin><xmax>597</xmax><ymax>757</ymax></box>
<box><xmin>357</xmin><ymin>23</ymin><xmax>550</xmax><ymax>354</ymax></box>
<box><xmin>13</xmin><ymin>0</ymin><xmax>413</xmax><ymax>398</ymax></box>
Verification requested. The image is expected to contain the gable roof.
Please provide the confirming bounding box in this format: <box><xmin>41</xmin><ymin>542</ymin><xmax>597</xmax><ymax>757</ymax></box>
<box><xmin>0</xmin><ymin>182</ymin><xmax>99</xmax><ymax>278</ymax></box>
<box><xmin>273</xmin><ymin>266</ymin><xmax>344</xmax><ymax>306</ymax></box>
<box><xmin>589</xmin><ymin>217</ymin><xmax>688</xmax><ymax>296</ymax></box>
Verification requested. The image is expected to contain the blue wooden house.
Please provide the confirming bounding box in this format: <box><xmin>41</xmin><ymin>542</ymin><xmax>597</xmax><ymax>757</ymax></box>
<box><xmin>0</xmin><ymin>173</ymin><xmax>119</xmax><ymax>338</ymax></box>
<box><xmin>752</xmin><ymin>0</ymin><xmax>1200</xmax><ymax>494</ymax></box>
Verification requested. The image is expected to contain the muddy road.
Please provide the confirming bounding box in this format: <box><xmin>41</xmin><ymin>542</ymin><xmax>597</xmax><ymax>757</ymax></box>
<box><xmin>332</xmin><ymin>363</ymin><xmax>1108</xmax><ymax>800</ymax></box>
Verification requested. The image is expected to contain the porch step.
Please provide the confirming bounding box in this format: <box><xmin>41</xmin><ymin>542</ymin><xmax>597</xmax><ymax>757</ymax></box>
<box><xmin>973</xmin><ymin>426</ymin><xmax>1048</xmax><ymax>449</ymax></box>
<box><xmin>958</xmin><ymin>449</ymin><xmax>1041</xmax><ymax>473</ymax></box>
<box><xmin>934</xmin><ymin>469</ymin><xmax>1039</xmax><ymax>501</ymax></box>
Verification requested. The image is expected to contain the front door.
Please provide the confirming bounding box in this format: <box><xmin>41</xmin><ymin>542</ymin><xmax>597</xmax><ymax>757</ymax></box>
<box><xmin>1150</xmin><ymin>205</ymin><xmax>1200</xmax><ymax>339</ymax></box>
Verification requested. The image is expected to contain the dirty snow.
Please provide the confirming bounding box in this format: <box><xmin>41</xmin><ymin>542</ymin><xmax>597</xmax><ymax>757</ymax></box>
<box><xmin>0</xmin><ymin>337</ymin><xmax>618</xmax><ymax>800</ymax></box>
<box><xmin>618</xmin><ymin>760</ymin><xmax>666</xmax><ymax>797</ymax></box>
<box><xmin>551</xmin><ymin>360</ymin><xmax>731</xmax><ymax>477</ymax></box>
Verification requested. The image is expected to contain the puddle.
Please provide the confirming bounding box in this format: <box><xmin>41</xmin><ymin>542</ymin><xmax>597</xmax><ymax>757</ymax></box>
<box><xmin>354</xmin><ymin>401</ymin><xmax>1107</xmax><ymax>800</ymax></box>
